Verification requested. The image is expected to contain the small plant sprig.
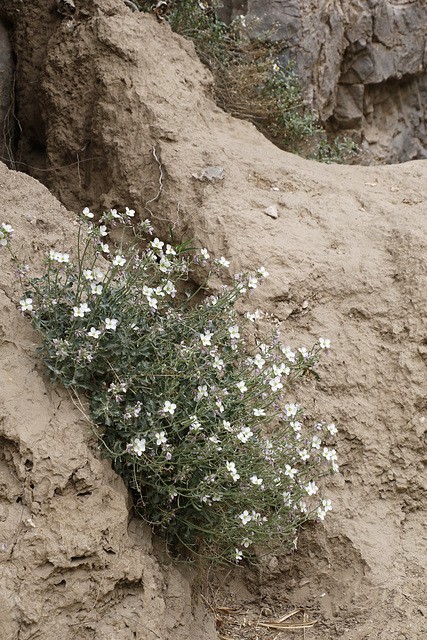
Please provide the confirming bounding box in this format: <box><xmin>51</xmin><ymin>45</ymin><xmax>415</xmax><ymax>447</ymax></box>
<box><xmin>2</xmin><ymin>211</ymin><xmax>338</xmax><ymax>565</ymax></box>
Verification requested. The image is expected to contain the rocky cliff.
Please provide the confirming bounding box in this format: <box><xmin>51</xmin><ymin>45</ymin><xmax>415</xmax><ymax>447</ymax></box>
<box><xmin>235</xmin><ymin>0</ymin><xmax>427</xmax><ymax>164</ymax></box>
<box><xmin>1</xmin><ymin>1</ymin><xmax>427</xmax><ymax>639</ymax></box>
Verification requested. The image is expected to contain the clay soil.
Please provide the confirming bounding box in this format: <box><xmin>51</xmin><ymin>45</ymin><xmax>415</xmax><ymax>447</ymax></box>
<box><xmin>1</xmin><ymin>2</ymin><xmax>427</xmax><ymax>639</ymax></box>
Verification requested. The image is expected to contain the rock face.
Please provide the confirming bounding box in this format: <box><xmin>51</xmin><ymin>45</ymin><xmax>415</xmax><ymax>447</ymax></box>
<box><xmin>236</xmin><ymin>0</ymin><xmax>427</xmax><ymax>164</ymax></box>
<box><xmin>1</xmin><ymin>1</ymin><xmax>427</xmax><ymax>639</ymax></box>
<box><xmin>0</xmin><ymin>19</ymin><xmax>14</xmax><ymax>165</ymax></box>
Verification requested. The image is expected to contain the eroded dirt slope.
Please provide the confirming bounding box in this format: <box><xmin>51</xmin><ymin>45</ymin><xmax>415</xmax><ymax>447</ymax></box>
<box><xmin>0</xmin><ymin>163</ymin><xmax>216</xmax><ymax>640</ymax></box>
<box><xmin>0</xmin><ymin>1</ymin><xmax>427</xmax><ymax>639</ymax></box>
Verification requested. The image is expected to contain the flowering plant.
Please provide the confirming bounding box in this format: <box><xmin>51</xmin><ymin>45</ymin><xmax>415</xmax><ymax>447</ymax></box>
<box><xmin>2</xmin><ymin>210</ymin><xmax>338</xmax><ymax>564</ymax></box>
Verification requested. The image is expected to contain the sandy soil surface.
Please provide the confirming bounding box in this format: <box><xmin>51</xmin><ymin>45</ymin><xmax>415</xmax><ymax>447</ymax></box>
<box><xmin>1</xmin><ymin>2</ymin><xmax>427</xmax><ymax>639</ymax></box>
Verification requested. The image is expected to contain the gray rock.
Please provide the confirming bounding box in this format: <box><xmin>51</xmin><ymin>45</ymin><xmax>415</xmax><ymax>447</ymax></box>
<box><xmin>263</xmin><ymin>204</ymin><xmax>278</xmax><ymax>218</ymax></box>
<box><xmin>192</xmin><ymin>166</ymin><xmax>225</xmax><ymax>182</ymax></box>
<box><xmin>219</xmin><ymin>0</ymin><xmax>427</xmax><ymax>163</ymax></box>
<box><xmin>0</xmin><ymin>20</ymin><xmax>14</xmax><ymax>165</ymax></box>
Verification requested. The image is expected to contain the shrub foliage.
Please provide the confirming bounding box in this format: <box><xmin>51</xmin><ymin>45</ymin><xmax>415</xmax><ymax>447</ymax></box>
<box><xmin>2</xmin><ymin>212</ymin><xmax>338</xmax><ymax>564</ymax></box>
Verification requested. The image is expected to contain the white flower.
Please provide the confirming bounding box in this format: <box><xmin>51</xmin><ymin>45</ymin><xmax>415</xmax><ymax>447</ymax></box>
<box><xmin>82</xmin><ymin>207</ymin><xmax>94</xmax><ymax>218</ymax></box>
<box><xmin>257</xmin><ymin>266</ymin><xmax>269</xmax><ymax>277</ymax></box>
<box><xmin>73</xmin><ymin>302</ymin><xmax>90</xmax><ymax>318</ymax></box>
<box><xmin>222</xmin><ymin>420</ymin><xmax>232</xmax><ymax>431</ymax></box>
<box><xmin>90</xmin><ymin>283</ymin><xmax>102</xmax><ymax>295</ymax></box>
<box><xmin>290</xmin><ymin>421</ymin><xmax>301</xmax><ymax>432</ymax></box>
<box><xmin>253</xmin><ymin>353</ymin><xmax>265</xmax><ymax>369</ymax></box>
<box><xmin>215</xmin><ymin>400</ymin><xmax>224</xmax><ymax>413</ymax></box>
<box><xmin>0</xmin><ymin>223</ymin><xmax>13</xmax><ymax>245</ymax></box>
<box><xmin>269</xmin><ymin>377</ymin><xmax>283</xmax><ymax>392</ymax></box>
<box><xmin>272</xmin><ymin>63</ymin><xmax>279</xmax><ymax>72</ymax></box>
<box><xmin>327</xmin><ymin>422</ymin><xmax>338</xmax><ymax>435</ymax></box>
<box><xmin>99</xmin><ymin>225</ymin><xmax>108</xmax><ymax>236</ymax></box>
<box><xmin>298</xmin><ymin>347</ymin><xmax>308</xmax><ymax>358</ymax></box>
<box><xmin>165</xmin><ymin>243</ymin><xmax>176</xmax><ymax>255</ymax></box>
<box><xmin>273</xmin><ymin>363</ymin><xmax>288</xmax><ymax>376</ymax></box>
<box><xmin>242</xmin><ymin>537</ymin><xmax>252</xmax><ymax>548</ymax></box>
<box><xmin>281</xmin><ymin>345</ymin><xmax>296</xmax><ymax>362</ymax></box>
<box><xmin>154</xmin><ymin>287</ymin><xmax>164</xmax><ymax>298</ymax></box>
<box><xmin>125</xmin><ymin>207</ymin><xmax>135</xmax><ymax>217</ymax></box>
<box><xmin>236</xmin><ymin>427</ymin><xmax>253</xmax><ymax>443</ymax></box>
<box><xmin>322</xmin><ymin>498</ymin><xmax>332</xmax><ymax>513</ymax></box>
<box><xmin>305</xmin><ymin>481</ymin><xmax>318</xmax><ymax>496</ymax></box>
<box><xmin>101</xmin><ymin>243</ymin><xmax>109</xmax><ymax>253</ymax></box>
<box><xmin>159</xmin><ymin>257</ymin><xmax>171</xmax><ymax>273</ymax></box>
<box><xmin>250</xmin><ymin>475</ymin><xmax>263</xmax><ymax>485</ymax></box>
<box><xmin>316</xmin><ymin>507</ymin><xmax>326</xmax><ymax>521</ymax></box>
<box><xmin>282</xmin><ymin>491</ymin><xmax>292</xmax><ymax>506</ymax></box>
<box><xmin>151</xmin><ymin>238</ymin><xmax>164</xmax><ymax>250</ymax></box>
<box><xmin>110</xmin><ymin>208</ymin><xmax>120</xmax><ymax>218</ymax></box>
<box><xmin>163</xmin><ymin>281</ymin><xmax>176</xmax><ymax>297</ymax></box>
<box><xmin>239</xmin><ymin>510</ymin><xmax>252</xmax><ymax>525</ymax></box>
<box><xmin>147</xmin><ymin>297</ymin><xmax>157</xmax><ymax>310</ymax></box>
<box><xmin>235</xmin><ymin>548</ymin><xmax>243</xmax><ymax>562</ymax></box>
<box><xmin>285</xmin><ymin>403</ymin><xmax>298</xmax><ymax>417</ymax></box>
<box><xmin>236</xmin><ymin>381</ymin><xmax>247</xmax><ymax>393</ymax></box>
<box><xmin>133</xmin><ymin>438</ymin><xmax>146</xmax><ymax>456</ymax></box>
<box><xmin>87</xmin><ymin>327</ymin><xmax>101</xmax><ymax>338</ymax></box>
<box><xmin>226</xmin><ymin>461</ymin><xmax>240</xmax><ymax>481</ymax></box>
<box><xmin>298</xmin><ymin>449</ymin><xmax>310</xmax><ymax>461</ymax></box>
<box><xmin>212</xmin><ymin>356</ymin><xmax>224</xmax><ymax>370</ymax></box>
<box><xmin>200</xmin><ymin>248</ymin><xmax>209</xmax><ymax>259</ymax></box>
<box><xmin>323</xmin><ymin>447</ymin><xmax>337</xmax><ymax>461</ymax></box>
<box><xmin>284</xmin><ymin>464</ymin><xmax>298</xmax><ymax>480</ymax></box>
<box><xmin>228</xmin><ymin>325</ymin><xmax>240</xmax><ymax>339</ymax></box>
<box><xmin>319</xmin><ymin>337</ymin><xmax>330</xmax><ymax>350</ymax></box>
<box><xmin>253</xmin><ymin>408</ymin><xmax>265</xmax><ymax>417</ymax></box>
<box><xmin>143</xmin><ymin>285</ymin><xmax>154</xmax><ymax>297</ymax></box>
<box><xmin>105</xmin><ymin>318</ymin><xmax>118</xmax><ymax>331</ymax></box>
<box><xmin>248</xmin><ymin>276</ymin><xmax>258</xmax><ymax>289</ymax></box>
<box><xmin>245</xmin><ymin>312</ymin><xmax>256</xmax><ymax>322</ymax></box>
<box><xmin>113</xmin><ymin>255</ymin><xmax>126</xmax><ymax>267</ymax></box>
<box><xmin>200</xmin><ymin>332</ymin><xmax>213</xmax><ymax>346</ymax></box>
<box><xmin>189</xmin><ymin>415</ymin><xmax>202</xmax><ymax>431</ymax></box>
<box><xmin>163</xmin><ymin>400</ymin><xmax>176</xmax><ymax>415</ymax></box>
<box><xmin>155</xmin><ymin>431</ymin><xmax>167</xmax><ymax>446</ymax></box>
<box><xmin>312</xmin><ymin>435</ymin><xmax>322</xmax><ymax>449</ymax></box>
<box><xmin>219</xmin><ymin>256</ymin><xmax>230</xmax><ymax>267</ymax></box>
<box><xmin>93</xmin><ymin>268</ymin><xmax>104</xmax><ymax>280</ymax></box>
<box><xmin>197</xmin><ymin>385</ymin><xmax>208</xmax><ymax>400</ymax></box>
<box><xmin>20</xmin><ymin>298</ymin><xmax>33</xmax><ymax>312</ymax></box>
<box><xmin>83</xmin><ymin>269</ymin><xmax>93</xmax><ymax>280</ymax></box>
